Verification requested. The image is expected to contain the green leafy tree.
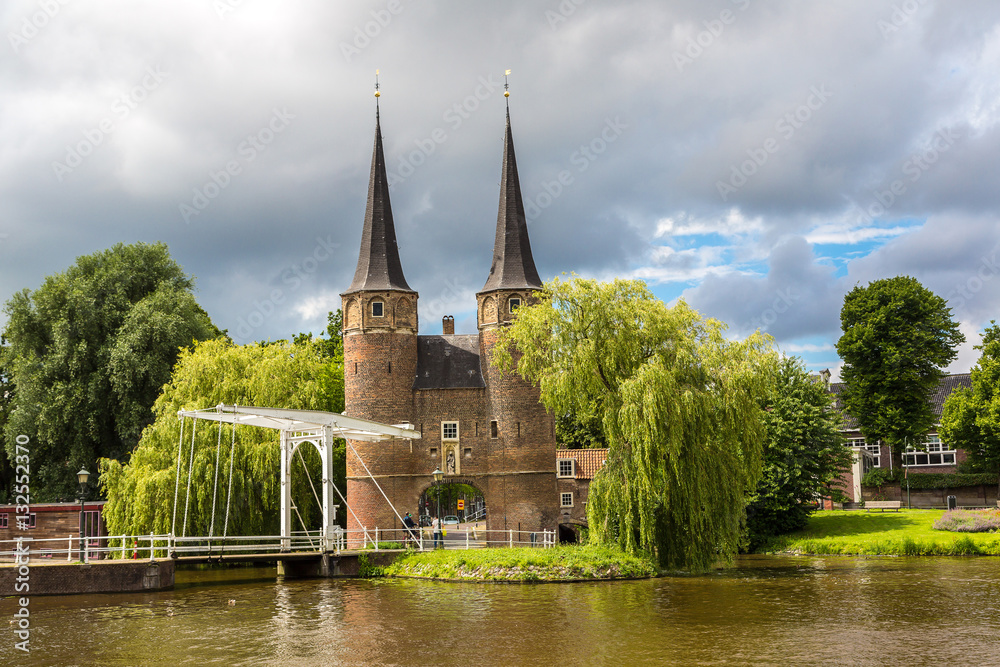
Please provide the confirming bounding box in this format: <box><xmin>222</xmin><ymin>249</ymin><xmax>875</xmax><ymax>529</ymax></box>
<box><xmin>2</xmin><ymin>242</ymin><xmax>219</xmax><ymax>500</ymax></box>
<box><xmin>941</xmin><ymin>322</ymin><xmax>1000</xmax><ymax>487</ymax></box>
<box><xmin>100</xmin><ymin>337</ymin><xmax>346</xmax><ymax>539</ymax></box>
<box><xmin>744</xmin><ymin>357</ymin><xmax>850</xmax><ymax>551</ymax></box>
<box><xmin>496</xmin><ymin>277</ymin><xmax>777</xmax><ymax>571</ymax></box>
<box><xmin>835</xmin><ymin>276</ymin><xmax>964</xmax><ymax>463</ymax></box>
<box><xmin>0</xmin><ymin>342</ymin><xmax>14</xmax><ymax>502</ymax></box>
<box><xmin>555</xmin><ymin>411</ymin><xmax>606</xmax><ymax>449</ymax></box>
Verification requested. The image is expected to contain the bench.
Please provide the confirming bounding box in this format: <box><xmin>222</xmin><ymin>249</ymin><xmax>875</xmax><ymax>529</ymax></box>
<box><xmin>865</xmin><ymin>500</ymin><xmax>901</xmax><ymax>512</ymax></box>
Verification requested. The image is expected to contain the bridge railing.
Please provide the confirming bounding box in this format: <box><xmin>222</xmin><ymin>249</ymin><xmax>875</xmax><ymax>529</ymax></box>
<box><xmin>1</xmin><ymin>527</ymin><xmax>558</xmax><ymax>563</ymax></box>
<box><xmin>353</xmin><ymin>527</ymin><xmax>556</xmax><ymax>550</ymax></box>
<box><xmin>0</xmin><ymin>534</ymin><xmax>172</xmax><ymax>563</ymax></box>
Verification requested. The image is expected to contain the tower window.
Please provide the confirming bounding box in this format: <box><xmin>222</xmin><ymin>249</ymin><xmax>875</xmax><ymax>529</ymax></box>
<box><xmin>490</xmin><ymin>420</ymin><xmax>498</xmax><ymax>438</ymax></box>
<box><xmin>509</xmin><ymin>297</ymin><xmax>521</xmax><ymax>313</ymax></box>
<box><xmin>371</xmin><ymin>301</ymin><xmax>384</xmax><ymax>317</ymax></box>
<box><xmin>560</xmin><ymin>493</ymin><xmax>574</xmax><ymax>508</ymax></box>
<box><xmin>442</xmin><ymin>421</ymin><xmax>459</xmax><ymax>441</ymax></box>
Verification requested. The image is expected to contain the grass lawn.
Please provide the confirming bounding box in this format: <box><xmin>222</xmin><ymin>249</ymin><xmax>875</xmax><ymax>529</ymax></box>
<box><xmin>383</xmin><ymin>544</ymin><xmax>657</xmax><ymax>581</ymax></box>
<box><xmin>769</xmin><ymin>509</ymin><xmax>1000</xmax><ymax>556</ymax></box>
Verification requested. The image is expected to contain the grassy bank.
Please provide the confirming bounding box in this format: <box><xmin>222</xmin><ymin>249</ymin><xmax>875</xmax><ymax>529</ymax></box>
<box><xmin>384</xmin><ymin>544</ymin><xmax>657</xmax><ymax>581</ymax></box>
<box><xmin>769</xmin><ymin>509</ymin><xmax>1000</xmax><ymax>556</ymax></box>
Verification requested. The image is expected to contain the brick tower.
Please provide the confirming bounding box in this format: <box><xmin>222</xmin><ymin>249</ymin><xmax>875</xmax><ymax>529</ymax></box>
<box><xmin>476</xmin><ymin>108</ymin><xmax>557</xmax><ymax>533</ymax></box>
<box><xmin>341</xmin><ymin>110</ymin><xmax>419</xmax><ymax>537</ymax></box>
<box><xmin>341</xmin><ymin>104</ymin><xmax>558</xmax><ymax>542</ymax></box>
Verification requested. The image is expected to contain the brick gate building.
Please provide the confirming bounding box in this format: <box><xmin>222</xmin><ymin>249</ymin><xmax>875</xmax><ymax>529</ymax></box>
<box><xmin>341</xmin><ymin>107</ymin><xmax>559</xmax><ymax>537</ymax></box>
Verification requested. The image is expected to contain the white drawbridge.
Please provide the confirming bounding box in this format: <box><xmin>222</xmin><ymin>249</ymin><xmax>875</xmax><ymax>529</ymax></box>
<box><xmin>175</xmin><ymin>405</ymin><xmax>421</xmax><ymax>551</ymax></box>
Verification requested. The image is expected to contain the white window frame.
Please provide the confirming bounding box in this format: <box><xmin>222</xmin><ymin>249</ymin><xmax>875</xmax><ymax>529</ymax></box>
<box><xmin>846</xmin><ymin>437</ymin><xmax>881</xmax><ymax>468</ymax></box>
<box><xmin>371</xmin><ymin>300</ymin><xmax>384</xmax><ymax>317</ymax></box>
<box><xmin>903</xmin><ymin>434</ymin><xmax>956</xmax><ymax>467</ymax></box>
<box><xmin>557</xmin><ymin>458</ymin><xmax>575</xmax><ymax>478</ymax></box>
<box><xmin>508</xmin><ymin>296</ymin><xmax>521</xmax><ymax>313</ymax></box>
<box><xmin>560</xmin><ymin>492</ymin><xmax>574</xmax><ymax>508</ymax></box>
<box><xmin>441</xmin><ymin>421</ymin><xmax>459</xmax><ymax>441</ymax></box>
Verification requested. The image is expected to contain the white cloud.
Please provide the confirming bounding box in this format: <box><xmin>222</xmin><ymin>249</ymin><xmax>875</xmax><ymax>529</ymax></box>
<box><xmin>805</xmin><ymin>225</ymin><xmax>915</xmax><ymax>245</ymax></box>
<box><xmin>655</xmin><ymin>209</ymin><xmax>764</xmax><ymax>239</ymax></box>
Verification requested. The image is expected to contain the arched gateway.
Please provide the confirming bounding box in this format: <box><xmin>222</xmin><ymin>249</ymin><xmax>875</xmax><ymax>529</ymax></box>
<box><xmin>341</xmin><ymin>105</ymin><xmax>559</xmax><ymax>542</ymax></box>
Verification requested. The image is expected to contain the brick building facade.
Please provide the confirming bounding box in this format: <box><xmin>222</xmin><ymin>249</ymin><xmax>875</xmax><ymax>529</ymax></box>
<box><xmin>0</xmin><ymin>501</ymin><xmax>106</xmax><ymax>560</ymax></box>
<box><xmin>341</xmin><ymin>108</ymin><xmax>559</xmax><ymax>537</ymax></box>
<box><xmin>829</xmin><ymin>373</ymin><xmax>977</xmax><ymax>506</ymax></box>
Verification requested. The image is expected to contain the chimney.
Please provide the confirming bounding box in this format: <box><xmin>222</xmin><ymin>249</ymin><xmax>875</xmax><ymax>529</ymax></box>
<box><xmin>442</xmin><ymin>315</ymin><xmax>454</xmax><ymax>335</ymax></box>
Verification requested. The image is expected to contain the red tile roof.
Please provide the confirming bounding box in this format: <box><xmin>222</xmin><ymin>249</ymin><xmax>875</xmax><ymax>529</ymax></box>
<box><xmin>556</xmin><ymin>448</ymin><xmax>608</xmax><ymax>479</ymax></box>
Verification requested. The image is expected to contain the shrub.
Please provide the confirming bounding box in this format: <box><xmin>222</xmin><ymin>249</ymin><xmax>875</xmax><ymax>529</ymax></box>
<box><xmin>861</xmin><ymin>470</ymin><xmax>999</xmax><ymax>490</ymax></box>
<box><xmin>933</xmin><ymin>510</ymin><xmax>1000</xmax><ymax>533</ymax></box>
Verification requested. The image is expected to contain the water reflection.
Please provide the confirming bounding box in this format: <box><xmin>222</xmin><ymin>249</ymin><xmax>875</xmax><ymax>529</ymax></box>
<box><xmin>1</xmin><ymin>556</ymin><xmax>998</xmax><ymax>665</ymax></box>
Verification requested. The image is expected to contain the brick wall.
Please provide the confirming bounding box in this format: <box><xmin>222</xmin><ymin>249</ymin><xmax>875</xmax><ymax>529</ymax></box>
<box><xmin>0</xmin><ymin>560</ymin><xmax>173</xmax><ymax>596</ymax></box>
<box><xmin>342</xmin><ymin>289</ymin><xmax>559</xmax><ymax>544</ymax></box>
<box><xmin>0</xmin><ymin>503</ymin><xmax>106</xmax><ymax>555</ymax></box>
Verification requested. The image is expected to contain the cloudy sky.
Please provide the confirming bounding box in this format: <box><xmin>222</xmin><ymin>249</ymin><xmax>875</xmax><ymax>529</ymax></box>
<box><xmin>2</xmin><ymin>0</ymin><xmax>999</xmax><ymax>378</ymax></box>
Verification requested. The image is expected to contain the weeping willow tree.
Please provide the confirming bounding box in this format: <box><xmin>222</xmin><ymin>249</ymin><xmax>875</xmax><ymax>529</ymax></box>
<box><xmin>99</xmin><ymin>336</ymin><xmax>345</xmax><ymax>541</ymax></box>
<box><xmin>495</xmin><ymin>277</ymin><xmax>777</xmax><ymax>571</ymax></box>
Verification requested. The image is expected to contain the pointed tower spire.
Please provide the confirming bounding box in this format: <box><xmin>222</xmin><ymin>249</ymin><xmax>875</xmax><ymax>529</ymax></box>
<box><xmin>344</xmin><ymin>97</ymin><xmax>413</xmax><ymax>294</ymax></box>
<box><xmin>481</xmin><ymin>103</ymin><xmax>542</xmax><ymax>292</ymax></box>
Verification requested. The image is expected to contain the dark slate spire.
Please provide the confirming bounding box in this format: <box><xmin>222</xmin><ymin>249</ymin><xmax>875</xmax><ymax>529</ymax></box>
<box><xmin>481</xmin><ymin>109</ymin><xmax>542</xmax><ymax>292</ymax></box>
<box><xmin>344</xmin><ymin>112</ymin><xmax>413</xmax><ymax>294</ymax></box>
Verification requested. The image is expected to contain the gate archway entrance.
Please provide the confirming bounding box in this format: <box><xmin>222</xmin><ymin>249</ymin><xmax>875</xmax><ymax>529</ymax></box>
<box><xmin>419</xmin><ymin>480</ymin><xmax>486</xmax><ymax>527</ymax></box>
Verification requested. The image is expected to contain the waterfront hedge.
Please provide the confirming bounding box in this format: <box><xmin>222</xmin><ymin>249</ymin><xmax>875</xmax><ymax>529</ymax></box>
<box><xmin>384</xmin><ymin>545</ymin><xmax>657</xmax><ymax>581</ymax></box>
<box><xmin>768</xmin><ymin>509</ymin><xmax>1000</xmax><ymax>556</ymax></box>
<box><xmin>861</xmin><ymin>468</ymin><xmax>998</xmax><ymax>490</ymax></box>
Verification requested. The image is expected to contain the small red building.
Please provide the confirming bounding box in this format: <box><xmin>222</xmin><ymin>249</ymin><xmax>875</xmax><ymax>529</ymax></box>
<box><xmin>0</xmin><ymin>501</ymin><xmax>107</xmax><ymax>561</ymax></box>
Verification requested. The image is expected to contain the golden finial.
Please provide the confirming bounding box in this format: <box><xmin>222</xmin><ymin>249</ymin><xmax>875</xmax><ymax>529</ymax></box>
<box><xmin>504</xmin><ymin>69</ymin><xmax>511</xmax><ymax>98</ymax></box>
<box><xmin>374</xmin><ymin>69</ymin><xmax>381</xmax><ymax>98</ymax></box>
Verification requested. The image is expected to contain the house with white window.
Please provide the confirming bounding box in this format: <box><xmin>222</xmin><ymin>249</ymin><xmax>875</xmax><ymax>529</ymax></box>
<box><xmin>829</xmin><ymin>373</ymin><xmax>973</xmax><ymax>505</ymax></box>
<box><xmin>555</xmin><ymin>448</ymin><xmax>607</xmax><ymax>541</ymax></box>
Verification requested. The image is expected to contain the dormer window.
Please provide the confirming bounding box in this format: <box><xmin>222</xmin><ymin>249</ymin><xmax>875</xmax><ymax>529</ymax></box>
<box><xmin>509</xmin><ymin>297</ymin><xmax>521</xmax><ymax>313</ymax></box>
<box><xmin>371</xmin><ymin>301</ymin><xmax>384</xmax><ymax>317</ymax></box>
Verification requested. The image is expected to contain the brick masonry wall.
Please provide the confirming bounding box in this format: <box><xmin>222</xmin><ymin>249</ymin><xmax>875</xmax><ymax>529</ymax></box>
<box><xmin>0</xmin><ymin>560</ymin><xmax>174</xmax><ymax>596</ymax></box>
<box><xmin>861</xmin><ymin>484</ymin><xmax>998</xmax><ymax>507</ymax></box>
<box><xmin>343</xmin><ymin>294</ymin><xmax>560</xmax><ymax>542</ymax></box>
<box><xmin>0</xmin><ymin>504</ymin><xmax>106</xmax><ymax>553</ymax></box>
<box><xmin>557</xmin><ymin>478</ymin><xmax>590</xmax><ymax>525</ymax></box>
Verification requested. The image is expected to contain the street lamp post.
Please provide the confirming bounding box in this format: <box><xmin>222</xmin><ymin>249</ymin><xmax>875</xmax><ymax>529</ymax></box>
<box><xmin>77</xmin><ymin>468</ymin><xmax>90</xmax><ymax>562</ymax></box>
<box><xmin>432</xmin><ymin>468</ymin><xmax>444</xmax><ymax>549</ymax></box>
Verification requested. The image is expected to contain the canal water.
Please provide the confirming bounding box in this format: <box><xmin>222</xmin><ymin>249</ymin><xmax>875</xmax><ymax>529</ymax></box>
<box><xmin>3</xmin><ymin>555</ymin><xmax>1000</xmax><ymax>665</ymax></box>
